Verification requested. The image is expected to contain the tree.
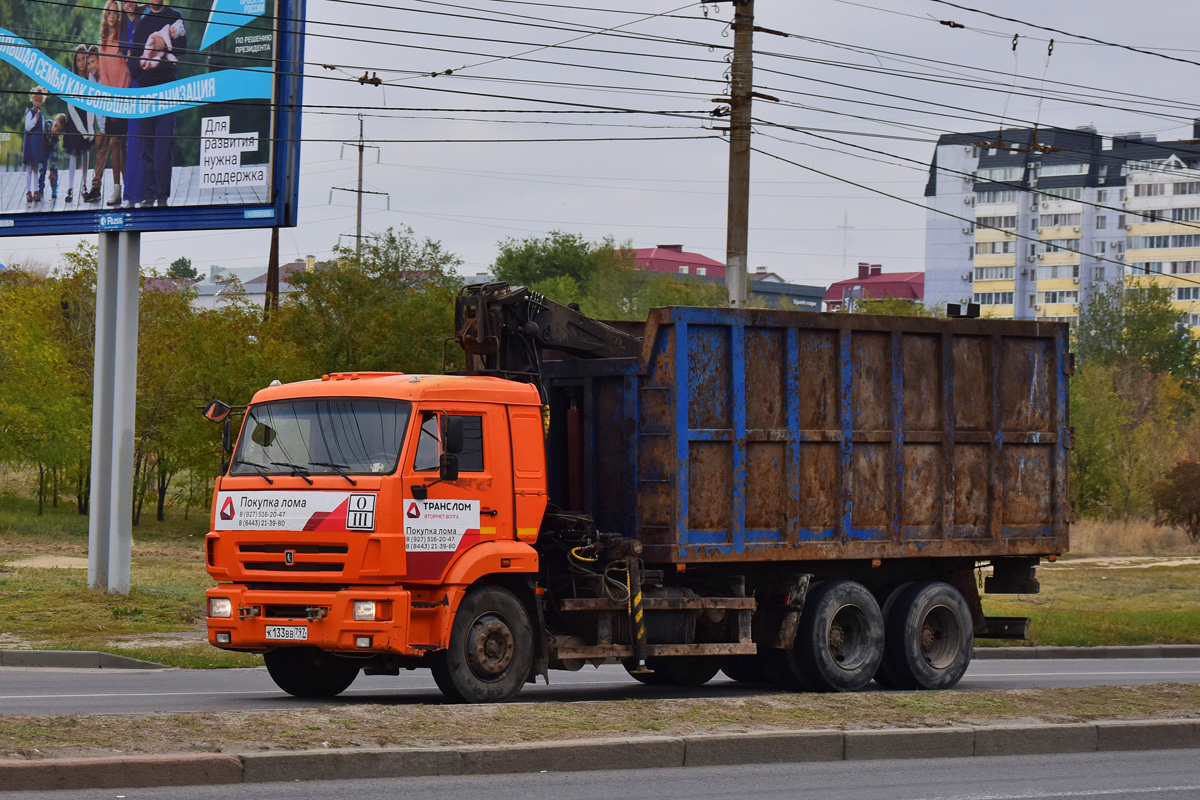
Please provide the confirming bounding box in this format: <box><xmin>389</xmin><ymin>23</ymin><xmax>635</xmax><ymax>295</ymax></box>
<box><xmin>493</xmin><ymin>233</ymin><xmax>725</xmax><ymax>320</ymax></box>
<box><xmin>1075</xmin><ymin>278</ymin><xmax>1200</xmax><ymax>381</ymax></box>
<box><xmin>168</xmin><ymin>257</ymin><xmax>199</xmax><ymax>282</ymax></box>
<box><xmin>0</xmin><ymin>265</ymin><xmax>90</xmax><ymax>514</ymax></box>
<box><xmin>1150</xmin><ymin>460</ymin><xmax>1200</xmax><ymax>544</ymax></box>
<box><xmin>493</xmin><ymin>231</ymin><xmax>596</xmax><ymax>288</ymax></box>
<box><xmin>855</xmin><ymin>298</ymin><xmax>945</xmax><ymax>317</ymax></box>
<box><xmin>273</xmin><ymin>226</ymin><xmax>464</xmax><ymax>375</ymax></box>
<box><xmin>333</xmin><ymin>226</ymin><xmax>462</xmax><ymax>291</ymax></box>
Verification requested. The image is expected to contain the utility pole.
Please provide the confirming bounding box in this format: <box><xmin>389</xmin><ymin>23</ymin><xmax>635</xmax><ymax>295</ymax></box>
<box><xmin>724</xmin><ymin>0</ymin><xmax>754</xmax><ymax>307</ymax></box>
<box><xmin>332</xmin><ymin>115</ymin><xmax>385</xmax><ymax>261</ymax></box>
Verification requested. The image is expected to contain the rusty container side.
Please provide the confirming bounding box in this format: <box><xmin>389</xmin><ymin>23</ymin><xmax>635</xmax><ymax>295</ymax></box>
<box><xmin>544</xmin><ymin>307</ymin><xmax>1070</xmax><ymax>566</ymax></box>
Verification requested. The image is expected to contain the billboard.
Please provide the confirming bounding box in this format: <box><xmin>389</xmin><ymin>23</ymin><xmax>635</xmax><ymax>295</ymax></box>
<box><xmin>0</xmin><ymin>0</ymin><xmax>303</xmax><ymax>236</ymax></box>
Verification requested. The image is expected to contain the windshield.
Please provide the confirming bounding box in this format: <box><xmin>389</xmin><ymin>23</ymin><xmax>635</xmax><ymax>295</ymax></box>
<box><xmin>230</xmin><ymin>398</ymin><xmax>412</xmax><ymax>476</ymax></box>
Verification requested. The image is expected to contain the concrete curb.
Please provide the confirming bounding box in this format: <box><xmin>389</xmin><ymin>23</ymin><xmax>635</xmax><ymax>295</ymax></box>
<box><xmin>2</xmin><ymin>721</ymin><xmax>1197</xmax><ymax>792</ymax></box>
<box><xmin>0</xmin><ymin>650</ymin><xmax>166</xmax><ymax>670</ymax></box>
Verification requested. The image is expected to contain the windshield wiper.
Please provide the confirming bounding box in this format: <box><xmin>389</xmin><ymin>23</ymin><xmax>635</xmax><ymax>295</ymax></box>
<box><xmin>310</xmin><ymin>462</ymin><xmax>358</xmax><ymax>486</ymax></box>
<box><xmin>270</xmin><ymin>461</ymin><xmax>314</xmax><ymax>485</ymax></box>
<box><xmin>233</xmin><ymin>460</ymin><xmax>275</xmax><ymax>484</ymax></box>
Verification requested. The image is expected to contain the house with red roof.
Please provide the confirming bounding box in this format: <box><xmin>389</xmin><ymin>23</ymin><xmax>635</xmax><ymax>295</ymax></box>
<box><xmin>630</xmin><ymin>244</ymin><xmax>725</xmax><ymax>279</ymax></box>
<box><xmin>823</xmin><ymin>263</ymin><xmax>924</xmax><ymax>311</ymax></box>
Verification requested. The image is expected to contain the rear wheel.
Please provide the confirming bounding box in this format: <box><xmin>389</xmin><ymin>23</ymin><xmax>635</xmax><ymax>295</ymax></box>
<box><xmin>264</xmin><ymin>646</ymin><xmax>360</xmax><ymax>698</ymax></box>
<box><xmin>430</xmin><ymin>586</ymin><xmax>534</xmax><ymax>704</ymax></box>
<box><xmin>880</xmin><ymin>581</ymin><xmax>973</xmax><ymax>690</ymax></box>
<box><xmin>721</xmin><ymin>655</ymin><xmax>770</xmax><ymax>684</ymax></box>
<box><xmin>873</xmin><ymin>582</ymin><xmax>913</xmax><ymax>689</ymax></box>
<box><xmin>626</xmin><ymin>657</ymin><xmax>721</xmax><ymax>687</ymax></box>
<box><xmin>787</xmin><ymin>580</ymin><xmax>884</xmax><ymax>692</ymax></box>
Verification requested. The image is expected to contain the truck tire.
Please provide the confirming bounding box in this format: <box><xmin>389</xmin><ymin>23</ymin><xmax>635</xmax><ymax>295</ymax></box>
<box><xmin>263</xmin><ymin>647</ymin><xmax>360</xmax><ymax>698</ymax></box>
<box><xmin>430</xmin><ymin>585</ymin><xmax>534</xmax><ymax>704</ymax></box>
<box><xmin>880</xmin><ymin>581</ymin><xmax>973</xmax><ymax>690</ymax></box>
<box><xmin>721</xmin><ymin>655</ymin><xmax>770</xmax><ymax>684</ymax></box>
<box><xmin>626</xmin><ymin>657</ymin><xmax>721</xmax><ymax>687</ymax></box>
<box><xmin>872</xmin><ymin>582</ymin><xmax>913</xmax><ymax>689</ymax></box>
<box><xmin>789</xmin><ymin>580</ymin><xmax>884</xmax><ymax>692</ymax></box>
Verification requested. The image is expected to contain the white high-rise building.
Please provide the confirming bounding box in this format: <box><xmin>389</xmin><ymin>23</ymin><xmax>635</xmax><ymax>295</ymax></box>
<box><xmin>923</xmin><ymin>124</ymin><xmax>1200</xmax><ymax>327</ymax></box>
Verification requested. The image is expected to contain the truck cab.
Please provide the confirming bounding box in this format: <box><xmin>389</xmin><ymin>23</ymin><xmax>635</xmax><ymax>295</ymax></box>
<box><xmin>206</xmin><ymin>372</ymin><xmax>547</xmax><ymax>701</ymax></box>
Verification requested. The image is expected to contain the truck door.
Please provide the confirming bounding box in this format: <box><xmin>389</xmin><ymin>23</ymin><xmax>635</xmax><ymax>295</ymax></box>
<box><xmin>402</xmin><ymin>405</ymin><xmax>513</xmax><ymax>582</ymax></box>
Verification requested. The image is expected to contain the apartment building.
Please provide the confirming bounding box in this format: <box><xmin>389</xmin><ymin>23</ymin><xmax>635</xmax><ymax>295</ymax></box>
<box><xmin>923</xmin><ymin>124</ymin><xmax>1200</xmax><ymax>326</ymax></box>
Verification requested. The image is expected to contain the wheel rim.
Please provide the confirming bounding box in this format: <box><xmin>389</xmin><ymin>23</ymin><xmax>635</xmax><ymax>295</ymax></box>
<box><xmin>826</xmin><ymin>603</ymin><xmax>871</xmax><ymax>671</ymax></box>
<box><xmin>918</xmin><ymin>604</ymin><xmax>960</xmax><ymax>669</ymax></box>
<box><xmin>465</xmin><ymin>613</ymin><xmax>515</xmax><ymax>681</ymax></box>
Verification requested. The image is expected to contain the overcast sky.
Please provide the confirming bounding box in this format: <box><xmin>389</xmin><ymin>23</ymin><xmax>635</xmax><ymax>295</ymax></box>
<box><xmin>5</xmin><ymin>0</ymin><xmax>1200</xmax><ymax>286</ymax></box>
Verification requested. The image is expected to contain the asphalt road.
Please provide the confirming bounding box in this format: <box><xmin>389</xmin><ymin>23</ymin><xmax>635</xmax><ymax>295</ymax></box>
<box><xmin>2</xmin><ymin>657</ymin><xmax>1199</xmax><ymax>715</ymax></box>
<box><xmin>18</xmin><ymin>749</ymin><xmax>1200</xmax><ymax>800</ymax></box>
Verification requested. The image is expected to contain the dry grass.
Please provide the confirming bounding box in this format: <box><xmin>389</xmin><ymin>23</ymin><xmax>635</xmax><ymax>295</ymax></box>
<box><xmin>1068</xmin><ymin>520</ymin><xmax>1200</xmax><ymax>557</ymax></box>
<box><xmin>2</xmin><ymin>684</ymin><xmax>1197</xmax><ymax>760</ymax></box>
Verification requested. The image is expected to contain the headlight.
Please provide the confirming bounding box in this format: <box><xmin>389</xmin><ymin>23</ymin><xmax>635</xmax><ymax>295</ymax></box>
<box><xmin>353</xmin><ymin>600</ymin><xmax>376</xmax><ymax>621</ymax></box>
<box><xmin>209</xmin><ymin>598</ymin><xmax>233</xmax><ymax>618</ymax></box>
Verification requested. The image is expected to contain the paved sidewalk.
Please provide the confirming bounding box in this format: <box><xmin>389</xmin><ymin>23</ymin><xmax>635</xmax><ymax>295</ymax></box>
<box><xmin>2</xmin><ymin>720</ymin><xmax>1198</xmax><ymax>792</ymax></box>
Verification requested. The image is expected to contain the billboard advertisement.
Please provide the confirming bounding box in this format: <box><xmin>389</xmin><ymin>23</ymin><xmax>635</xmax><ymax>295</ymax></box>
<box><xmin>0</xmin><ymin>0</ymin><xmax>303</xmax><ymax>236</ymax></box>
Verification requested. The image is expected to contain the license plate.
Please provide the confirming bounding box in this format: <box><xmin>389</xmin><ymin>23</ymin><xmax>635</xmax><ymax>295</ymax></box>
<box><xmin>265</xmin><ymin>625</ymin><xmax>307</xmax><ymax>641</ymax></box>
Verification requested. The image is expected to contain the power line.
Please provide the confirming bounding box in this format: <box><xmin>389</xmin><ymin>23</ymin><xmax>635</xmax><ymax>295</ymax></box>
<box><xmin>408</xmin><ymin>1</ymin><xmax>701</xmax><ymax>78</ymax></box>
<box><xmin>373</xmin><ymin>160</ymin><xmax>923</xmax><ymax>185</ymax></box>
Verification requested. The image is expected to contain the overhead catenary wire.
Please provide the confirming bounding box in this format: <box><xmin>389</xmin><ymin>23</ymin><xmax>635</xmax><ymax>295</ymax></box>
<box><xmin>924</xmin><ymin>0</ymin><xmax>1200</xmax><ymax>70</ymax></box>
<box><xmin>751</xmin><ymin>34</ymin><xmax>1200</xmax><ymax>120</ymax></box>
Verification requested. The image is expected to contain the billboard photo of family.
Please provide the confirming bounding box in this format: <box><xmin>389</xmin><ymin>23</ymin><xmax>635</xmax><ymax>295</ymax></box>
<box><xmin>0</xmin><ymin>0</ymin><xmax>275</xmax><ymax>213</ymax></box>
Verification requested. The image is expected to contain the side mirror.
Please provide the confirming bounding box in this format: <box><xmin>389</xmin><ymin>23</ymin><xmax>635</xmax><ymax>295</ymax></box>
<box><xmin>442</xmin><ymin>415</ymin><xmax>463</xmax><ymax>454</ymax></box>
<box><xmin>439</xmin><ymin>453</ymin><xmax>459</xmax><ymax>482</ymax></box>
<box><xmin>410</xmin><ymin>484</ymin><xmax>428</xmax><ymax>501</ymax></box>
<box><xmin>203</xmin><ymin>399</ymin><xmax>232</xmax><ymax>423</ymax></box>
<box><xmin>251</xmin><ymin>421</ymin><xmax>274</xmax><ymax>448</ymax></box>
<box><xmin>221</xmin><ymin>418</ymin><xmax>232</xmax><ymax>455</ymax></box>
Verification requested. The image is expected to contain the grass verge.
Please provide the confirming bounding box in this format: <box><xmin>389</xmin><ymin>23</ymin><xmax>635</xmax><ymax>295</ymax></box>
<box><xmin>1</xmin><ymin>684</ymin><xmax>1197</xmax><ymax>760</ymax></box>
<box><xmin>981</xmin><ymin>563</ymin><xmax>1200</xmax><ymax>647</ymax></box>
<box><xmin>0</xmin><ymin>495</ymin><xmax>254</xmax><ymax>668</ymax></box>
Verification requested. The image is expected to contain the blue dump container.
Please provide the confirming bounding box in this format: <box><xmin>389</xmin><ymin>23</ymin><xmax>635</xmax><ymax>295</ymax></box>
<box><xmin>543</xmin><ymin>306</ymin><xmax>1070</xmax><ymax>564</ymax></box>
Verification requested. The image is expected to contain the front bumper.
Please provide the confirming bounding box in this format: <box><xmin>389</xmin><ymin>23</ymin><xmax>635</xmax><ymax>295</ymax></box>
<box><xmin>205</xmin><ymin>584</ymin><xmax>416</xmax><ymax>654</ymax></box>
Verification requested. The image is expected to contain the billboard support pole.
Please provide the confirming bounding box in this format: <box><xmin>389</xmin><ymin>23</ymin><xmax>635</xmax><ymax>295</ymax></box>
<box><xmin>107</xmin><ymin>231</ymin><xmax>140</xmax><ymax>595</ymax></box>
<box><xmin>88</xmin><ymin>231</ymin><xmax>139</xmax><ymax>595</ymax></box>
<box><xmin>87</xmin><ymin>232</ymin><xmax>119</xmax><ymax>589</ymax></box>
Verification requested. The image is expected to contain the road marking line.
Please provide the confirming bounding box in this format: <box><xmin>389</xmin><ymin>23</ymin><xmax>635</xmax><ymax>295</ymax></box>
<box><xmin>923</xmin><ymin>784</ymin><xmax>1200</xmax><ymax>799</ymax></box>
<box><xmin>969</xmin><ymin>671</ymin><xmax>1200</xmax><ymax>678</ymax></box>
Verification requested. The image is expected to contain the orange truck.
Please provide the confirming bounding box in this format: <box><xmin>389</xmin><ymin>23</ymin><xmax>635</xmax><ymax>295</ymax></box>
<box><xmin>205</xmin><ymin>284</ymin><xmax>1069</xmax><ymax>702</ymax></box>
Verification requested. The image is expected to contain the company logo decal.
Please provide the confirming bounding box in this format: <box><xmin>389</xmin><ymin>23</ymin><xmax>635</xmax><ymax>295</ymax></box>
<box><xmin>284</xmin><ymin>550</ymin><xmax>294</xmax><ymax>566</ymax></box>
<box><xmin>407</xmin><ymin>502</ymin><xmax>421</xmax><ymax>519</ymax></box>
<box><xmin>212</xmin><ymin>491</ymin><xmax>377</xmax><ymax>532</ymax></box>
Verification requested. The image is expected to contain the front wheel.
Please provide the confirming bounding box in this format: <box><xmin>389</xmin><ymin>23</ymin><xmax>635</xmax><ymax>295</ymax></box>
<box><xmin>431</xmin><ymin>585</ymin><xmax>534</xmax><ymax>704</ymax></box>
<box><xmin>263</xmin><ymin>646</ymin><xmax>360</xmax><ymax>698</ymax></box>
